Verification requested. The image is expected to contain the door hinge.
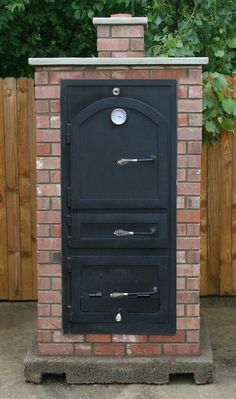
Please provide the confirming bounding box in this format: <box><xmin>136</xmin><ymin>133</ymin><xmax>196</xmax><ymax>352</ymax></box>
<box><xmin>67</xmin><ymin>305</ymin><xmax>72</xmax><ymax>321</ymax></box>
<box><xmin>67</xmin><ymin>187</ymin><xmax>71</xmax><ymax>208</ymax></box>
<box><xmin>67</xmin><ymin>257</ymin><xmax>72</xmax><ymax>273</ymax></box>
<box><xmin>66</xmin><ymin>124</ymin><xmax>71</xmax><ymax>144</ymax></box>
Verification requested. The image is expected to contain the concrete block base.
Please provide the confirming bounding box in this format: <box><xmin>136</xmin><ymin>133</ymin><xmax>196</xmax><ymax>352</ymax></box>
<box><xmin>24</xmin><ymin>317</ymin><xmax>214</xmax><ymax>385</ymax></box>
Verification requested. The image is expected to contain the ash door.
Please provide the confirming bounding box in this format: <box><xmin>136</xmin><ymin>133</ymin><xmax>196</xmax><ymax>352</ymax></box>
<box><xmin>61</xmin><ymin>80</ymin><xmax>176</xmax><ymax>334</ymax></box>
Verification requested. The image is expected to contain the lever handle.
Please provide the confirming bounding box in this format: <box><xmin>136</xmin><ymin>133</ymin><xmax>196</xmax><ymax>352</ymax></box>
<box><xmin>114</xmin><ymin>229</ymin><xmax>156</xmax><ymax>237</ymax></box>
<box><xmin>110</xmin><ymin>287</ymin><xmax>158</xmax><ymax>298</ymax></box>
<box><xmin>117</xmin><ymin>157</ymin><xmax>155</xmax><ymax>166</ymax></box>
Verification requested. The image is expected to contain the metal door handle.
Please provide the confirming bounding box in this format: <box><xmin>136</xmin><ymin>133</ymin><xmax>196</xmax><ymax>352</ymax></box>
<box><xmin>114</xmin><ymin>229</ymin><xmax>156</xmax><ymax>237</ymax></box>
<box><xmin>110</xmin><ymin>286</ymin><xmax>158</xmax><ymax>298</ymax></box>
<box><xmin>117</xmin><ymin>157</ymin><xmax>154</xmax><ymax>166</ymax></box>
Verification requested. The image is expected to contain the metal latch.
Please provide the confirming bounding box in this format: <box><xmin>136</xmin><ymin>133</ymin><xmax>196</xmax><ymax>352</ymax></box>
<box><xmin>117</xmin><ymin>156</ymin><xmax>155</xmax><ymax>166</ymax></box>
<box><xmin>114</xmin><ymin>228</ymin><xmax>156</xmax><ymax>237</ymax></box>
<box><xmin>110</xmin><ymin>286</ymin><xmax>158</xmax><ymax>298</ymax></box>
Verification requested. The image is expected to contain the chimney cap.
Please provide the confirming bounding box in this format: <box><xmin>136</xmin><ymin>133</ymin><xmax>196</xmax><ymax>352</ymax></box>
<box><xmin>93</xmin><ymin>16</ymin><xmax>148</xmax><ymax>29</ymax></box>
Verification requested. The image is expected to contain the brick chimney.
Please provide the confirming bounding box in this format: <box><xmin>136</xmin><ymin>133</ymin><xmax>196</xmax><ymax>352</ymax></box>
<box><xmin>93</xmin><ymin>14</ymin><xmax>147</xmax><ymax>58</ymax></box>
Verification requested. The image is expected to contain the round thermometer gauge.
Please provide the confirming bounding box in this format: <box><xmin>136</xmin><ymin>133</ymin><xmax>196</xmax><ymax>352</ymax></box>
<box><xmin>111</xmin><ymin>108</ymin><xmax>127</xmax><ymax>125</ymax></box>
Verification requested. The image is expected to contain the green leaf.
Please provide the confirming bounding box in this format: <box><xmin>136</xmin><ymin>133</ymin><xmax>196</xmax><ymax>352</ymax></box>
<box><xmin>222</xmin><ymin>98</ymin><xmax>236</xmax><ymax>116</ymax></box>
<box><xmin>220</xmin><ymin>118</ymin><xmax>234</xmax><ymax>131</ymax></box>
<box><xmin>205</xmin><ymin>120</ymin><xmax>217</xmax><ymax>133</ymax></box>
<box><xmin>211</xmin><ymin>74</ymin><xmax>227</xmax><ymax>90</ymax></box>
<box><xmin>214</xmin><ymin>50</ymin><xmax>225</xmax><ymax>58</ymax></box>
<box><xmin>227</xmin><ymin>38</ymin><xmax>236</xmax><ymax>49</ymax></box>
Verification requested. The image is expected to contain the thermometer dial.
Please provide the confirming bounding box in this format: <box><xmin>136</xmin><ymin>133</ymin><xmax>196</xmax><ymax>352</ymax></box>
<box><xmin>111</xmin><ymin>108</ymin><xmax>127</xmax><ymax>125</ymax></box>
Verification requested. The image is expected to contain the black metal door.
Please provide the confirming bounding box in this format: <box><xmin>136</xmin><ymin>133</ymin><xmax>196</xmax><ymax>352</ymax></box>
<box><xmin>61</xmin><ymin>80</ymin><xmax>176</xmax><ymax>334</ymax></box>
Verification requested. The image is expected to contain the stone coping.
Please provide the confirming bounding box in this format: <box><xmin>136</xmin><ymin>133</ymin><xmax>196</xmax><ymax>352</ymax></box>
<box><xmin>93</xmin><ymin>17</ymin><xmax>148</xmax><ymax>28</ymax></box>
<box><xmin>29</xmin><ymin>57</ymin><xmax>208</xmax><ymax>66</ymax></box>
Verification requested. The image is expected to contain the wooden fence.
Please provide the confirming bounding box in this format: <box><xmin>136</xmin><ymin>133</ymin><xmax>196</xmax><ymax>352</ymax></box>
<box><xmin>201</xmin><ymin>77</ymin><xmax>236</xmax><ymax>296</ymax></box>
<box><xmin>0</xmin><ymin>78</ymin><xmax>37</xmax><ymax>300</ymax></box>
<box><xmin>0</xmin><ymin>77</ymin><xmax>235</xmax><ymax>300</ymax></box>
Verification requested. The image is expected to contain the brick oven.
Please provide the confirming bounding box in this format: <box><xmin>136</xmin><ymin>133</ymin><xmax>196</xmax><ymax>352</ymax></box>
<box><xmin>25</xmin><ymin>14</ymin><xmax>214</xmax><ymax>384</ymax></box>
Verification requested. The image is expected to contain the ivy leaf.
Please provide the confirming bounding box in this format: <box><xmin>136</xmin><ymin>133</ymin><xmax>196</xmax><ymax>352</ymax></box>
<box><xmin>220</xmin><ymin>118</ymin><xmax>234</xmax><ymax>131</ymax></box>
<box><xmin>205</xmin><ymin>120</ymin><xmax>218</xmax><ymax>133</ymax></box>
<box><xmin>227</xmin><ymin>38</ymin><xmax>236</xmax><ymax>49</ymax></box>
<box><xmin>214</xmin><ymin>50</ymin><xmax>225</xmax><ymax>58</ymax></box>
<box><xmin>211</xmin><ymin>74</ymin><xmax>227</xmax><ymax>90</ymax></box>
<box><xmin>222</xmin><ymin>98</ymin><xmax>236</xmax><ymax>116</ymax></box>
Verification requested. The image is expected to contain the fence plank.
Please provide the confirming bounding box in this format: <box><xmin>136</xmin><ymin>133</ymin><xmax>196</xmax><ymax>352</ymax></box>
<box><xmin>3</xmin><ymin>78</ymin><xmax>22</xmax><ymax>300</ymax></box>
<box><xmin>0</xmin><ymin>79</ymin><xmax>9</xmax><ymax>299</ymax></box>
<box><xmin>200</xmin><ymin>143</ymin><xmax>208</xmax><ymax>295</ymax></box>
<box><xmin>219</xmin><ymin>132</ymin><xmax>232</xmax><ymax>295</ymax></box>
<box><xmin>17</xmin><ymin>78</ymin><xmax>34</xmax><ymax>299</ymax></box>
<box><xmin>230</xmin><ymin>77</ymin><xmax>236</xmax><ymax>295</ymax></box>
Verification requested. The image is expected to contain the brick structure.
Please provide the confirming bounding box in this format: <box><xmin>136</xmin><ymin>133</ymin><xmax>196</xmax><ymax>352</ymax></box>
<box><xmin>31</xmin><ymin>15</ymin><xmax>207</xmax><ymax>359</ymax></box>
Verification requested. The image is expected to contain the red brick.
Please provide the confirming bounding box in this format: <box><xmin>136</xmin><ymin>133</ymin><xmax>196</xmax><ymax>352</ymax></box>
<box><xmin>85</xmin><ymin>334</ymin><xmax>111</xmax><ymax>343</ymax></box>
<box><xmin>36</xmin><ymin>157</ymin><xmax>60</xmax><ymax>170</ymax></box>
<box><xmin>189</xmin><ymin>69</ymin><xmax>202</xmax><ymax>84</ymax></box>
<box><xmin>178</xmin><ymin>114</ymin><xmax>188</xmax><ymax>126</ymax></box>
<box><xmin>53</xmin><ymin>331</ymin><xmax>84</xmax><ymax>343</ymax></box>
<box><xmin>177</xmin><ymin>250</ymin><xmax>186</xmax><ymax>264</ymax></box>
<box><xmin>51</xmin><ymin>304</ymin><xmax>62</xmax><ymax>316</ymax></box>
<box><xmin>84</xmin><ymin>70</ymin><xmax>111</xmax><ymax>79</ymax></box>
<box><xmin>93</xmin><ymin>344</ymin><xmax>125</xmax><ymax>356</ymax></box>
<box><xmin>188</xmin><ymin>85</ymin><xmax>202</xmax><ymax>98</ymax></box>
<box><xmin>149</xmin><ymin>332</ymin><xmax>185</xmax><ymax>343</ymax></box>
<box><xmin>186</xmin><ymin>330</ymin><xmax>200</xmax><ymax>342</ymax></box>
<box><xmin>50</xmin><ymin>100</ymin><xmax>60</xmax><ymax>113</ymax></box>
<box><xmin>178</xmin><ymin>127</ymin><xmax>202</xmax><ymax>140</ymax></box>
<box><xmin>50</xmin><ymin>171</ymin><xmax>61</xmax><ymax>183</ymax></box>
<box><xmin>37</xmin><ymin>251</ymin><xmax>50</xmax><ymax>264</ymax></box>
<box><xmin>178</xmin><ymin>85</ymin><xmax>188</xmax><ymax>98</ymax></box>
<box><xmin>189</xmin><ymin>113</ymin><xmax>202</xmax><ymax>126</ymax></box>
<box><xmin>186</xmin><ymin>250</ymin><xmax>200</xmax><ymax>263</ymax></box>
<box><xmin>51</xmin><ymin>198</ymin><xmax>61</xmax><ymax>210</ymax></box>
<box><xmin>36</xmin><ymin>100</ymin><xmax>49</xmax><ymax>113</ymax></box>
<box><xmin>37</xmin><ymin>237</ymin><xmax>61</xmax><ymax>250</ymax></box>
<box><xmin>186</xmin><ymin>304</ymin><xmax>200</xmax><ymax>317</ymax></box>
<box><xmin>177</xmin><ymin>196</ymin><xmax>185</xmax><ymax>209</ymax></box>
<box><xmin>38</xmin><ymin>331</ymin><xmax>52</xmax><ymax>343</ymax></box>
<box><xmin>187</xmin><ymin>169</ymin><xmax>200</xmax><ymax>182</ymax></box>
<box><xmin>112</xmin><ymin>70</ymin><xmax>148</xmax><ymax>79</ymax></box>
<box><xmin>177</xmin><ymin>237</ymin><xmax>200</xmax><ymax>250</ymax></box>
<box><xmin>177</xmin><ymin>265</ymin><xmax>199</xmax><ymax>277</ymax></box>
<box><xmin>177</xmin><ymin>277</ymin><xmax>186</xmax><ymax>290</ymax></box>
<box><xmin>38</xmin><ymin>304</ymin><xmax>51</xmax><ymax>316</ymax></box>
<box><xmin>111</xmin><ymin>13</ymin><xmax>132</xmax><ymax>18</ymax></box>
<box><xmin>50</xmin><ymin>116</ymin><xmax>60</xmax><ymax>128</ymax></box>
<box><xmin>112</xmin><ymin>25</ymin><xmax>144</xmax><ymax>38</ymax></box>
<box><xmin>177</xmin><ymin>317</ymin><xmax>200</xmax><ymax>330</ymax></box>
<box><xmin>177</xmin><ymin>169</ymin><xmax>186</xmax><ymax>182</ymax></box>
<box><xmin>36</xmin><ymin>115</ymin><xmax>49</xmax><ymax>128</ymax></box>
<box><xmin>37</xmin><ymin>143</ymin><xmax>50</xmax><ymax>156</ymax></box>
<box><xmin>38</xmin><ymin>291</ymin><xmax>61</xmax><ymax>304</ymax></box>
<box><xmin>188</xmin><ymin>142</ymin><xmax>201</xmax><ymax>154</ymax></box>
<box><xmin>177</xmin><ymin>142</ymin><xmax>186</xmax><ymax>154</ymax></box>
<box><xmin>177</xmin><ymin>155</ymin><xmax>201</xmax><ymax>168</ymax></box>
<box><xmin>127</xmin><ymin>344</ymin><xmax>161</xmax><ymax>356</ymax></box>
<box><xmin>186</xmin><ymin>196</ymin><xmax>200</xmax><ymax>209</ymax></box>
<box><xmin>48</xmin><ymin>71</ymin><xmax>83</xmax><ymax>84</ymax></box>
<box><xmin>177</xmin><ymin>291</ymin><xmax>199</xmax><ymax>304</ymax></box>
<box><xmin>187</xmin><ymin>278</ymin><xmax>199</xmax><ymax>290</ymax></box>
<box><xmin>177</xmin><ymin>304</ymin><xmax>185</xmax><ymax>316</ymax></box>
<box><xmin>35</xmin><ymin>85</ymin><xmax>60</xmax><ymax>99</ymax></box>
<box><xmin>38</xmin><ymin>264</ymin><xmax>61</xmax><ymax>276</ymax></box>
<box><xmin>150</xmin><ymin>69</ymin><xmax>188</xmax><ymax>83</ymax></box>
<box><xmin>178</xmin><ymin>99</ymin><xmax>202</xmax><ymax>112</ymax></box>
<box><xmin>177</xmin><ymin>183</ymin><xmax>200</xmax><ymax>196</ymax></box>
<box><xmin>37</xmin><ymin>129</ymin><xmax>60</xmax><ymax>142</ymax></box>
<box><xmin>130</xmin><ymin>39</ymin><xmax>144</xmax><ymax>51</ymax></box>
<box><xmin>187</xmin><ymin>224</ymin><xmax>200</xmax><ymax>236</ymax></box>
<box><xmin>37</xmin><ymin>184</ymin><xmax>60</xmax><ymax>196</ymax></box>
<box><xmin>37</xmin><ymin>171</ymin><xmax>50</xmax><ymax>183</ymax></box>
<box><xmin>97</xmin><ymin>25</ymin><xmax>110</xmax><ymax>38</ymax></box>
<box><xmin>38</xmin><ymin>317</ymin><xmax>62</xmax><ymax>329</ymax></box>
<box><xmin>98</xmin><ymin>51</ymin><xmax>111</xmax><ymax>57</ymax></box>
<box><xmin>74</xmin><ymin>344</ymin><xmax>92</xmax><ymax>355</ymax></box>
<box><xmin>37</xmin><ymin>211</ymin><xmax>61</xmax><ymax>223</ymax></box>
<box><xmin>35</xmin><ymin>72</ymin><xmax>48</xmax><ymax>85</ymax></box>
<box><xmin>51</xmin><ymin>143</ymin><xmax>60</xmax><ymax>156</ymax></box>
<box><xmin>163</xmin><ymin>343</ymin><xmax>200</xmax><ymax>355</ymax></box>
<box><xmin>51</xmin><ymin>225</ymin><xmax>61</xmax><ymax>237</ymax></box>
<box><xmin>51</xmin><ymin>277</ymin><xmax>61</xmax><ymax>290</ymax></box>
<box><xmin>112</xmin><ymin>51</ymin><xmax>143</xmax><ymax>58</ymax></box>
<box><xmin>38</xmin><ymin>277</ymin><xmax>51</xmax><ymax>290</ymax></box>
<box><xmin>112</xmin><ymin>335</ymin><xmax>147</xmax><ymax>343</ymax></box>
<box><xmin>97</xmin><ymin>38</ymin><xmax>129</xmax><ymax>51</ymax></box>
<box><xmin>38</xmin><ymin>343</ymin><xmax>73</xmax><ymax>356</ymax></box>
<box><xmin>177</xmin><ymin>224</ymin><xmax>186</xmax><ymax>236</ymax></box>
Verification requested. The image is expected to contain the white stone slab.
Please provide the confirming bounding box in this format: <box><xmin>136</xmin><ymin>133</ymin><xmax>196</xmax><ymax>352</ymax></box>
<box><xmin>93</xmin><ymin>17</ymin><xmax>148</xmax><ymax>28</ymax></box>
<box><xmin>28</xmin><ymin>57</ymin><xmax>208</xmax><ymax>66</ymax></box>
